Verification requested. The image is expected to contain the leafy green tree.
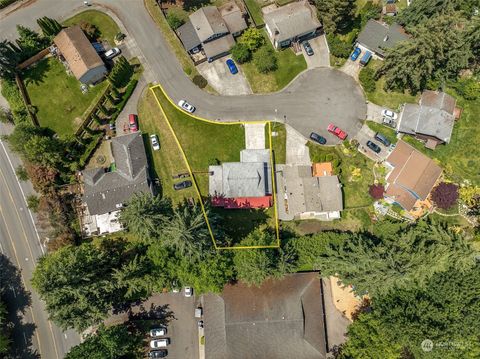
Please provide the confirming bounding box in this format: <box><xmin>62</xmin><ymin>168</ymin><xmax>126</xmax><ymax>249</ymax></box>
<box><xmin>315</xmin><ymin>220</ymin><xmax>475</xmax><ymax>297</ymax></box>
<box><xmin>231</xmin><ymin>43</ymin><xmax>251</xmax><ymax>64</ymax></box>
<box><xmin>26</xmin><ymin>194</ymin><xmax>40</xmax><ymax>212</ymax></box>
<box><xmin>112</xmin><ymin>254</ymin><xmax>155</xmax><ymax>300</ymax></box>
<box><xmin>24</xmin><ymin>135</ymin><xmax>64</xmax><ymax>167</ymax></box>
<box><xmin>325</xmin><ymin>34</ymin><xmax>352</xmax><ymax>58</ymax></box>
<box><xmin>166</xmin><ymin>11</ymin><xmax>185</xmax><ymax>30</ymax></box>
<box><xmin>239</xmin><ymin>28</ymin><xmax>264</xmax><ymax>51</ymax></box>
<box><xmin>65</xmin><ymin>324</ymin><xmax>142</xmax><ymax>359</ymax></box>
<box><xmin>119</xmin><ymin>193</ymin><xmax>171</xmax><ymax>240</ymax></box>
<box><xmin>15</xmin><ymin>25</ymin><xmax>46</xmax><ymax>59</ymax></box>
<box><xmin>380</xmin><ymin>13</ymin><xmax>472</xmax><ymax>92</ymax></box>
<box><xmin>31</xmin><ymin>241</ymin><xmax>126</xmax><ymax>330</ymax></box>
<box><xmin>315</xmin><ymin>0</ymin><xmax>355</xmax><ymax>33</ymax></box>
<box><xmin>253</xmin><ymin>46</ymin><xmax>277</xmax><ymax>73</ymax></box>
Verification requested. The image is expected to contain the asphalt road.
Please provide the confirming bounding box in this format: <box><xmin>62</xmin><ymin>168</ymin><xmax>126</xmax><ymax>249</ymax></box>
<box><xmin>0</xmin><ymin>0</ymin><xmax>366</xmax><ymax>141</ymax></box>
<box><xmin>0</xmin><ymin>123</ymin><xmax>80</xmax><ymax>359</ymax></box>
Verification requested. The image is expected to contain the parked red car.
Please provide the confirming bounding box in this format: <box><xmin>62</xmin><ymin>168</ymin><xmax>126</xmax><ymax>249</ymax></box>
<box><xmin>327</xmin><ymin>123</ymin><xmax>347</xmax><ymax>140</ymax></box>
<box><xmin>129</xmin><ymin>114</ymin><xmax>138</xmax><ymax>132</ymax></box>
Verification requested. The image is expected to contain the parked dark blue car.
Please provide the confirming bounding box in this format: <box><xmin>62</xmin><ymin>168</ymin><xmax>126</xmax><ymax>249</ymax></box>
<box><xmin>226</xmin><ymin>59</ymin><xmax>238</xmax><ymax>74</ymax></box>
<box><xmin>350</xmin><ymin>47</ymin><xmax>361</xmax><ymax>61</ymax></box>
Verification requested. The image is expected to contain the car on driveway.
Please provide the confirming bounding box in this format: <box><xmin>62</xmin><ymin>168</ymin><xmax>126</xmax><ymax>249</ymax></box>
<box><xmin>381</xmin><ymin>109</ymin><xmax>398</xmax><ymax>120</ymax></box>
<box><xmin>150</xmin><ymin>134</ymin><xmax>160</xmax><ymax>151</ymax></box>
<box><xmin>350</xmin><ymin>47</ymin><xmax>361</xmax><ymax>61</ymax></box>
<box><xmin>104</xmin><ymin>47</ymin><xmax>121</xmax><ymax>59</ymax></box>
<box><xmin>178</xmin><ymin>100</ymin><xmax>195</xmax><ymax>113</ymax></box>
<box><xmin>366</xmin><ymin>140</ymin><xmax>381</xmax><ymax>153</ymax></box>
<box><xmin>148</xmin><ymin>350</ymin><xmax>168</xmax><ymax>358</ymax></box>
<box><xmin>303</xmin><ymin>41</ymin><xmax>314</xmax><ymax>56</ymax></box>
<box><xmin>327</xmin><ymin>123</ymin><xmax>348</xmax><ymax>140</ymax></box>
<box><xmin>184</xmin><ymin>286</ymin><xmax>193</xmax><ymax>297</ymax></box>
<box><xmin>374</xmin><ymin>132</ymin><xmax>391</xmax><ymax>146</ymax></box>
<box><xmin>173</xmin><ymin>180</ymin><xmax>192</xmax><ymax>191</ymax></box>
<box><xmin>129</xmin><ymin>114</ymin><xmax>138</xmax><ymax>132</ymax></box>
<box><xmin>309</xmin><ymin>132</ymin><xmax>327</xmax><ymax>145</ymax></box>
<box><xmin>150</xmin><ymin>339</ymin><xmax>169</xmax><ymax>349</ymax></box>
<box><xmin>226</xmin><ymin>59</ymin><xmax>238</xmax><ymax>74</ymax></box>
<box><xmin>150</xmin><ymin>327</ymin><xmax>167</xmax><ymax>337</ymax></box>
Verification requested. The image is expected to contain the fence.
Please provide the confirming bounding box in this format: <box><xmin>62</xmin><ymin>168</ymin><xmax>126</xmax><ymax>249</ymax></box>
<box><xmin>14</xmin><ymin>74</ymin><xmax>39</xmax><ymax>126</ymax></box>
<box><xmin>17</xmin><ymin>48</ymin><xmax>50</xmax><ymax>70</ymax></box>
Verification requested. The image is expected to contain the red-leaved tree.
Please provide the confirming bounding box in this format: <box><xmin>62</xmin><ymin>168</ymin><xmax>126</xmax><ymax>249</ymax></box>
<box><xmin>431</xmin><ymin>182</ymin><xmax>458</xmax><ymax>209</ymax></box>
<box><xmin>369</xmin><ymin>184</ymin><xmax>385</xmax><ymax>200</ymax></box>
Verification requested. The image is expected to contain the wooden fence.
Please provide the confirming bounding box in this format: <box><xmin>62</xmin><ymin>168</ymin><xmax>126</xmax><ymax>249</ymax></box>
<box><xmin>17</xmin><ymin>48</ymin><xmax>50</xmax><ymax>70</ymax></box>
<box><xmin>14</xmin><ymin>74</ymin><xmax>39</xmax><ymax>126</ymax></box>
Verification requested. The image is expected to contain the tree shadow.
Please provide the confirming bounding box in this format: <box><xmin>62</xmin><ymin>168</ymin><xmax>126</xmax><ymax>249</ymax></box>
<box><xmin>22</xmin><ymin>58</ymin><xmax>51</xmax><ymax>86</ymax></box>
<box><xmin>129</xmin><ymin>303</ymin><xmax>175</xmax><ymax>326</ymax></box>
<box><xmin>0</xmin><ymin>254</ymin><xmax>40</xmax><ymax>359</ymax></box>
<box><xmin>182</xmin><ymin>0</ymin><xmax>210</xmax><ymax>12</ymax></box>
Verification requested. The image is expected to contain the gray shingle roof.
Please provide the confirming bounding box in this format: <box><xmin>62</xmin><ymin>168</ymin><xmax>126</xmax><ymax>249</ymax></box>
<box><xmin>303</xmin><ymin>175</ymin><xmax>343</xmax><ymax>213</ymax></box>
<box><xmin>190</xmin><ymin>6</ymin><xmax>228</xmax><ymax>43</ymax></box>
<box><xmin>219</xmin><ymin>1</ymin><xmax>247</xmax><ymax>34</ymax></box>
<box><xmin>202</xmin><ymin>34</ymin><xmax>235</xmax><ymax>59</ymax></box>
<box><xmin>176</xmin><ymin>19</ymin><xmax>201</xmax><ymax>51</ymax></box>
<box><xmin>264</xmin><ymin>0</ymin><xmax>321</xmax><ymax>43</ymax></box>
<box><xmin>356</xmin><ymin>19</ymin><xmax>410</xmax><ymax>57</ymax></box>
<box><xmin>83</xmin><ymin>132</ymin><xmax>152</xmax><ymax>215</ymax></box>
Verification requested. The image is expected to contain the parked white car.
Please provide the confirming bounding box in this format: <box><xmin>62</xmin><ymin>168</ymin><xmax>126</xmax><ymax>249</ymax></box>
<box><xmin>184</xmin><ymin>286</ymin><xmax>193</xmax><ymax>297</ymax></box>
<box><xmin>150</xmin><ymin>134</ymin><xmax>160</xmax><ymax>151</ymax></box>
<box><xmin>381</xmin><ymin>109</ymin><xmax>398</xmax><ymax>120</ymax></box>
<box><xmin>178</xmin><ymin>100</ymin><xmax>195</xmax><ymax>113</ymax></box>
<box><xmin>150</xmin><ymin>339</ymin><xmax>169</xmax><ymax>348</ymax></box>
<box><xmin>104</xmin><ymin>47</ymin><xmax>121</xmax><ymax>59</ymax></box>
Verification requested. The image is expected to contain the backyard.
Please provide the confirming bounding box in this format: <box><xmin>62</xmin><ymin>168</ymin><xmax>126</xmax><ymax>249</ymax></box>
<box><xmin>63</xmin><ymin>10</ymin><xmax>120</xmax><ymax>46</ymax></box>
<box><xmin>22</xmin><ymin>57</ymin><xmax>108</xmax><ymax>136</ymax></box>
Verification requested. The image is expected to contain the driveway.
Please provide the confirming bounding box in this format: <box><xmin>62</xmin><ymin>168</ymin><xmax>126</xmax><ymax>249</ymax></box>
<box><xmin>367</xmin><ymin>102</ymin><xmax>384</xmax><ymax>123</ymax></box>
<box><xmin>244</xmin><ymin>123</ymin><xmax>265</xmax><ymax>149</ymax></box>
<box><xmin>340</xmin><ymin>59</ymin><xmax>361</xmax><ymax>81</ymax></box>
<box><xmin>286</xmin><ymin>125</ymin><xmax>310</xmax><ymax>165</ymax></box>
<box><xmin>197</xmin><ymin>56</ymin><xmax>252</xmax><ymax>95</ymax></box>
<box><xmin>116</xmin><ymin>76</ymin><xmax>146</xmax><ymax>136</ymax></box>
<box><xmin>302</xmin><ymin>34</ymin><xmax>330</xmax><ymax>68</ymax></box>
<box><xmin>354</xmin><ymin>124</ymin><xmax>391</xmax><ymax>162</ymax></box>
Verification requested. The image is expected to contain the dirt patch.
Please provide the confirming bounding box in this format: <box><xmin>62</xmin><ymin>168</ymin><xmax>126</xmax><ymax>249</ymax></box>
<box><xmin>329</xmin><ymin>276</ymin><xmax>362</xmax><ymax>321</ymax></box>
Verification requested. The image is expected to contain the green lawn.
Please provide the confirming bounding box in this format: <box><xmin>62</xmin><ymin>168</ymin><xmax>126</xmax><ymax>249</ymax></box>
<box><xmin>365</xmin><ymin>60</ymin><xmax>419</xmax><ymax>110</ymax></box>
<box><xmin>243</xmin><ymin>0</ymin><xmax>264</xmax><ymax>26</ymax></box>
<box><xmin>270</xmin><ymin>122</ymin><xmax>286</xmax><ymax>164</ymax></box>
<box><xmin>137</xmin><ymin>89</ymin><xmax>197</xmax><ymax>203</ymax></box>
<box><xmin>23</xmin><ymin>57</ymin><xmax>107</xmax><ymax>136</ymax></box>
<box><xmin>366</xmin><ymin>121</ymin><xmax>398</xmax><ymax>144</ymax></box>
<box><xmin>63</xmin><ymin>10</ymin><xmax>120</xmax><ymax>46</ymax></box>
<box><xmin>151</xmin><ymin>87</ymin><xmax>245</xmax><ymax>196</ymax></box>
<box><xmin>402</xmin><ymin>90</ymin><xmax>480</xmax><ymax>185</ymax></box>
<box><xmin>307</xmin><ymin>142</ymin><xmax>375</xmax><ymax>209</ymax></box>
<box><xmin>241</xmin><ymin>35</ymin><xmax>307</xmax><ymax>93</ymax></box>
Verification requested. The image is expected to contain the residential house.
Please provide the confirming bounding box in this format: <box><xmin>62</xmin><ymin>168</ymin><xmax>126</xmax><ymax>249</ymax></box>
<box><xmin>355</xmin><ymin>19</ymin><xmax>409</xmax><ymax>59</ymax></box>
<box><xmin>176</xmin><ymin>2</ymin><xmax>247</xmax><ymax>62</ymax></box>
<box><xmin>384</xmin><ymin>140</ymin><xmax>442</xmax><ymax>212</ymax></box>
<box><xmin>53</xmin><ymin>25</ymin><xmax>107</xmax><ymax>84</ymax></box>
<box><xmin>397</xmin><ymin>90</ymin><xmax>458</xmax><ymax>149</ymax></box>
<box><xmin>209</xmin><ymin>149</ymin><xmax>272</xmax><ymax>209</ymax></box>
<box><xmin>203</xmin><ymin>273</ymin><xmax>327</xmax><ymax>359</ymax></box>
<box><xmin>278</xmin><ymin>163</ymin><xmax>343</xmax><ymax>220</ymax></box>
<box><xmin>81</xmin><ymin>132</ymin><xmax>153</xmax><ymax>236</ymax></box>
<box><xmin>264</xmin><ymin>0</ymin><xmax>321</xmax><ymax>49</ymax></box>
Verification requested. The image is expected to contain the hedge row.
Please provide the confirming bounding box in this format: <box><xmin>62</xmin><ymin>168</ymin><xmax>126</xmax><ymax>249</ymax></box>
<box><xmin>0</xmin><ymin>78</ymin><xmax>29</xmax><ymax>123</ymax></box>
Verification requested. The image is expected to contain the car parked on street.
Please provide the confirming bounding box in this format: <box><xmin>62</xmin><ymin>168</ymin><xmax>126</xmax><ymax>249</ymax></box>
<box><xmin>381</xmin><ymin>109</ymin><xmax>398</xmax><ymax>120</ymax></box>
<box><xmin>184</xmin><ymin>286</ymin><xmax>193</xmax><ymax>297</ymax></box>
<box><xmin>104</xmin><ymin>47</ymin><xmax>121</xmax><ymax>59</ymax></box>
<box><xmin>173</xmin><ymin>180</ymin><xmax>192</xmax><ymax>191</ymax></box>
<box><xmin>150</xmin><ymin>134</ymin><xmax>160</xmax><ymax>151</ymax></box>
<box><xmin>327</xmin><ymin>123</ymin><xmax>348</xmax><ymax>140</ymax></box>
<box><xmin>226</xmin><ymin>59</ymin><xmax>238</xmax><ymax>74</ymax></box>
<box><xmin>374</xmin><ymin>132</ymin><xmax>391</xmax><ymax>146</ymax></box>
<box><xmin>178</xmin><ymin>100</ymin><xmax>195</xmax><ymax>113</ymax></box>
<box><xmin>303</xmin><ymin>41</ymin><xmax>314</xmax><ymax>56</ymax></box>
<box><xmin>150</xmin><ymin>339</ymin><xmax>169</xmax><ymax>349</ymax></box>
<box><xmin>366</xmin><ymin>140</ymin><xmax>381</xmax><ymax>153</ymax></box>
<box><xmin>150</xmin><ymin>327</ymin><xmax>167</xmax><ymax>337</ymax></box>
<box><xmin>309</xmin><ymin>132</ymin><xmax>327</xmax><ymax>145</ymax></box>
<box><xmin>350</xmin><ymin>47</ymin><xmax>361</xmax><ymax>61</ymax></box>
<box><xmin>148</xmin><ymin>350</ymin><xmax>168</xmax><ymax>358</ymax></box>
<box><xmin>128</xmin><ymin>114</ymin><xmax>138</xmax><ymax>132</ymax></box>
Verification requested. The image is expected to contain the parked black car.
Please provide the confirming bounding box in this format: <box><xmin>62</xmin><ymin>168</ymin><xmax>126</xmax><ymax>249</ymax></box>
<box><xmin>374</xmin><ymin>132</ymin><xmax>391</xmax><ymax>146</ymax></box>
<box><xmin>366</xmin><ymin>140</ymin><xmax>381</xmax><ymax>153</ymax></box>
<box><xmin>173</xmin><ymin>180</ymin><xmax>192</xmax><ymax>191</ymax></box>
<box><xmin>310</xmin><ymin>132</ymin><xmax>327</xmax><ymax>145</ymax></box>
<box><xmin>303</xmin><ymin>41</ymin><xmax>314</xmax><ymax>56</ymax></box>
<box><xmin>148</xmin><ymin>350</ymin><xmax>168</xmax><ymax>358</ymax></box>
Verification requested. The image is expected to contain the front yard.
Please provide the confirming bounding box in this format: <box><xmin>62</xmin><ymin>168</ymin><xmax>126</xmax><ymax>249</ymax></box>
<box><xmin>23</xmin><ymin>57</ymin><xmax>108</xmax><ymax>136</ymax></box>
<box><xmin>63</xmin><ymin>10</ymin><xmax>120</xmax><ymax>46</ymax></box>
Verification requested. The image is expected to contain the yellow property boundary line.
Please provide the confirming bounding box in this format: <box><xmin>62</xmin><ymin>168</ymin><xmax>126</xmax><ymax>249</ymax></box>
<box><xmin>149</xmin><ymin>84</ymin><xmax>280</xmax><ymax>250</ymax></box>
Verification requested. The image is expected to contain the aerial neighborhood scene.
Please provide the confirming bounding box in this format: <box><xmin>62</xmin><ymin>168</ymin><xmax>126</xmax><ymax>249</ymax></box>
<box><xmin>0</xmin><ymin>0</ymin><xmax>479</xmax><ymax>358</ymax></box>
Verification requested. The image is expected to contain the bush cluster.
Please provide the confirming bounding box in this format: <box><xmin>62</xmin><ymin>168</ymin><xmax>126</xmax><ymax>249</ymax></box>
<box><xmin>326</xmin><ymin>34</ymin><xmax>352</xmax><ymax>58</ymax></box>
<box><xmin>359</xmin><ymin>67</ymin><xmax>376</xmax><ymax>93</ymax></box>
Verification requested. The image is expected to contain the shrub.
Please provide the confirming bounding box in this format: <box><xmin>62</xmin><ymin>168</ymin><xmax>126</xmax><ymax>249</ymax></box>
<box><xmin>79</xmin><ymin>21</ymin><xmax>100</xmax><ymax>41</ymax></box>
<box><xmin>16</xmin><ymin>165</ymin><xmax>29</xmax><ymax>181</ymax></box>
<box><xmin>253</xmin><ymin>47</ymin><xmax>277</xmax><ymax>73</ymax></box>
<box><xmin>326</xmin><ymin>34</ymin><xmax>351</xmax><ymax>58</ymax></box>
<box><xmin>359</xmin><ymin>67</ymin><xmax>376</xmax><ymax>93</ymax></box>
<box><xmin>239</xmin><ymin>28</ymin><xmax>264</xmax><ymax>51</ymax></box>
<box><xmin>231</xmin><ymin>43</ymin><xmax>251</xmax><ymax>64</ymax></box>
<box><xmin>27</xmin><ymin>194</ymin><xmax>40</xmax><ymax>212</ymax></box>
<box><xmin>166</xmin><ymin>11</ymin><xmax>185</xmax><ymax>30</ymax></box>
<box><xmin>369</xmin><ymin>184</ymin><xmax>385</xmax><ymax>199</ymax></box>
<box><xmin>451</xmin><ymin>77</ymin><xmax>480</xmax><ymax>100</ymax></box>
<box><xmin>359</xmin><ymin>2</ymin><xmax>382</xmax><ymax>27</ymax></box>
<box><xmin>193</xmin><ymin>75</ymin><xmax>208</xmax><ymax>89</ymax></box>
<box><xmin>431</xmin><ymin>182</ymin><xmax>459</xmax><ymax>209</ymax></box>
<box><xmin>0</xmin><ymin>79</ymin><xmax>29</xmax><ymax>123</ymax></box>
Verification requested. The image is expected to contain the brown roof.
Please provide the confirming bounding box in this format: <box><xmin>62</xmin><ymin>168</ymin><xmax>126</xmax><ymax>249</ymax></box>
<box><xmin>54</xmin><ymin>26</ymin><xmax>105</xmax><ymax>80</ymax></box>
<box><xmin>219</xmin><ymin>1</ymin><xmax>247</xmax><ymax>34</ymax></box>
<box><xmin>385</xmin><ymin>140</ymin><xmax>442</xmax><ymax>210</ymax></box>
<box><xmin>420</xmin><ymin>90</ymin><xmax>456</xmax><ymax>115</ymax></box>
<box><xmin>385</xmin><ymin>4</ymin><xmax>397</xmax><ymax>13</ymax></box>
<box><xmin>313</xmin><ymin>162</ymin><xmax>333</xmax><ymax>177</ymax></box>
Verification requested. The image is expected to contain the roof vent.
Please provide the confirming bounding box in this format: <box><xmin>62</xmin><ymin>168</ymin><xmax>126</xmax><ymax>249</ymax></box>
<box><xmin>383</xmin><ymin>35</ymin><xmax>389</xmax><ymax>42</ymax></box>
